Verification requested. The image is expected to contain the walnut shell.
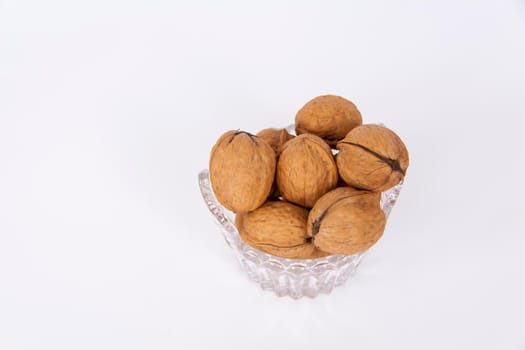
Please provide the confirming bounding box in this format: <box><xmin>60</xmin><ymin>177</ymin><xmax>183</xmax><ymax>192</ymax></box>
<box><xmin>209</xmin><ymin>130</ymin><xmax>276</xmax><ymax>212</ymax></box>
<box><xmin>276</xmin><ymin>134</ymin><xmax>338</xmax><ymax>208</ymax></box>
<box><xmin>256</xmin><ymin>128</ymin><xmax>294</xmax><ymax>156</ymax></box>
<box><xmin>235</xmin><ymin>201</ymin><xmax>328</xmax><ymax>259</ymax></box>
<box><xmin>336</xmin><ymin>124</ymin><xmax>409</xmax><ymax>192</ymax></box>
<box><xmin>295</xmin><ymin>95</ymin><xmax>362</xmax><ymax>146</ymax></box>
<box><xmin>307</xmin><ymin>187</ymin><xmax>386</xmax><ymax>255</ymax></box>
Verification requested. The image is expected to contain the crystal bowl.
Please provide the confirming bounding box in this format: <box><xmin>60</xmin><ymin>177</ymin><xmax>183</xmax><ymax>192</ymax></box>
<box><xmin>198</xmin><ymin>168</ymin><xmax>403</xmax><ymax>299</ymax></box>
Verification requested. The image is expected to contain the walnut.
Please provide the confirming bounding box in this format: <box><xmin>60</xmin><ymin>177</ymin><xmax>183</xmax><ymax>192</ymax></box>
<box><xmin>209</xmin><ymin>130</ymin><xmax>275</xmax><ymax>212</ymax></box>
<box><xmin>307</xmin><ymin>187</ymin><xmax>386</xmax><ymax>255</ymax></box>
<box><xmin>256</xmin><ymin>128</ymin><xmax>294</xmax><ymax>156</ymax></box>
<box><xmin>295</xmin><ymin>95</ymin><xmax>362</xmax><ymax>146</ymax></box>
<box><xmin>276</xmin><ymin>134</ymin><xmax>338</xmax><ymax>208</ymax></box>
<box><xmin>235</xmin><ymin>201</ymin><xmax>329</xmax><ymax>259</ymax></box>
<box><xmin>336</xmin><ymin>124</ymin><xmax>409</xmax><ymax>191</ymax></box>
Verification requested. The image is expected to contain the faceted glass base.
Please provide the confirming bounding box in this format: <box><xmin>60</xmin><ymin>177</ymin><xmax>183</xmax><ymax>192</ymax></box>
<box><xmin>198</xmin><ymin>169</ymin><xmax>403</xmax><ymax>299</ymax></box>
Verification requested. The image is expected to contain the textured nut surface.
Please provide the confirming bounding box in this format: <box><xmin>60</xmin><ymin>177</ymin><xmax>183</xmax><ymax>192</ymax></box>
<box><xmin>295</xmin><ymin>95</ymin><xmax>362</xmax><ymax>146</ymax></box>
<box><xmin>277</xmin><ymin>134</ymin><xmax>338</xmax><ymax>208</ymax></box>
<box><xmin>336</xmin><ymin>124</ymin><xmax>409</xmax><ymax>192</ymax></box>
<box><xmin>235</xmin><ymin>201</ymin><xmax>326</xmax><ymax>259</ymax></box>
<box><xmin>256</xmin><ymin>128</ymin><xmax>294</xmax><ymax>156</ymax></box>
<box><xmin>209</xmin><ymin>130</ymin><xmax>276</xmax><ymax>212</ymax></box>
<box><xmin>307</xmin><ymin>187</ymin><xmax>386</xmax><ymax>255</ymax></box>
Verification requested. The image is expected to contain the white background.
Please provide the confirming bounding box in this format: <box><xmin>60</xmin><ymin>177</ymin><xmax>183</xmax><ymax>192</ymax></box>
<box><xmin>1</xmin><ymin>0</ymin><xmax>525</xmax><ymax>349</ymax></box>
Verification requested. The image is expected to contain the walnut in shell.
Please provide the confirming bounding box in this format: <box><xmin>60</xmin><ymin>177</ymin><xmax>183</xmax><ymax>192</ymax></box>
<box><xmin>276</xmin><ymin>134</ymin><xmax>338</xmax><ymax>208</ymax></box>
<box><xmin>235</xmin><ymin>201</ymin><xmax>330</xmax><ymax>259</ymax></box>
<box><xmin>256</xmin><ymin>128</ymin><xmax>294</xmax><ymax>156</ymax></box>
<box><xmin>307</xmin><ymin>187</ymin><xmax>386</xmax><ymax>255</ymax></box>
<box><xmin>336</xmin><ymin>124</ymin><xmax>409</xmax><ymax>192</ymax></box>
<box><xmin>209</xmin><ymin>130</ymin><xmax>276</xmax><ymax>212</ymax></box>
<box><xmin>295</xmin><ymin>95</ymin><xmax>362</xmax><ymax>146</ymax></box>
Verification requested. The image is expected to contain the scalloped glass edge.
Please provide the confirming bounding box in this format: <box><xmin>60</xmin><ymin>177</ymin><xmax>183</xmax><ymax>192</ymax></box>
<box><xmin>198</xmin><ymin>168</ymin><xmax>403</xmax><ymax>299</ymax></box>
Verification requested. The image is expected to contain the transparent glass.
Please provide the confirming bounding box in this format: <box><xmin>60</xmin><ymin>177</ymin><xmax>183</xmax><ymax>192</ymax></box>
<box><xmin>198</xmin><ymin>169</ymin><xmax>403</xmax><ymax>299</ymax></box>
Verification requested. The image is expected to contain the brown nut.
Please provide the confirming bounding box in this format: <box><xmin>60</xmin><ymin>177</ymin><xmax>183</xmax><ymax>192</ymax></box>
<box><xmin>209</xmin><ymin>130</ymin><xmax>276</xmax><ymax>212</ymax></box>
<box><xmin>307</xmin><ymin>187</ymin><xmax>386</xmax><ymax>255</ymax></box>
<box><xmin>276</xmin><ymin>134</ymin><xmax>338</xmax><ymax>208</ymax></box>
<box><xmin>295</xmin><ymin>95</ymin><xmax>362</xmax><ymax>146</ymax></box>
<box><xmin>235</xmin><ymin>201</ymin><xmax>327</xmax><ymax>259</ymax></box>
<box><xmin>336</xmin><ymin>124</ymin><xmax>409</xmax><ymax>192</ymax></box>
<box><xmin>256</xmin><ymin>128</ymin><xmax>294</xmax><ymax>156</ymax></box>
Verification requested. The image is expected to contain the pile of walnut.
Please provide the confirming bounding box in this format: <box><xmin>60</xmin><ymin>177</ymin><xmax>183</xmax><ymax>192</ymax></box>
<box><xmin>209</xmin><ymin>95</ymin><xmax>409</xmax><ymax>259</ymax></box>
